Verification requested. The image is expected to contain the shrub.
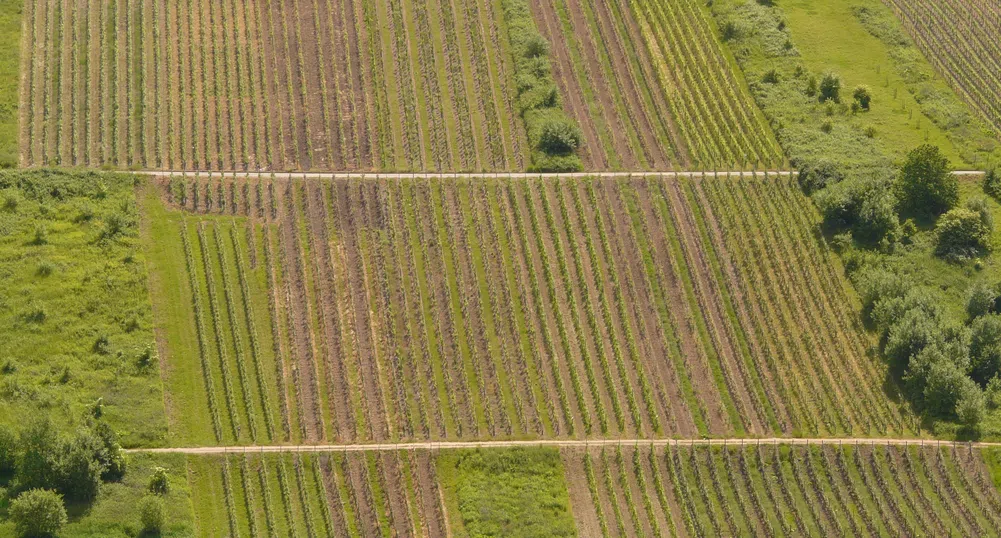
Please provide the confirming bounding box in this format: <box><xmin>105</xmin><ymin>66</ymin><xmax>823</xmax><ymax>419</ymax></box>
<box><xmin>897</xmin><ymin>144</ymin><xmax>957</xmax><ymax>218</ymax></box>
<box><xmin>986</xmin><ymin>376</ymin><xmax>1001</xmax><ymax>409</ymax></box>
<box><xmin>537</xmin><ymin>119</ymin><xmax>583</xmax><ymax>155</ymax></box>
<box><xmin>149</xmin><ymin>466</ymin><xmax>170</xmax><ymax>495</ymax></box>
<box><xmin>523</xmin><ymin>33</ymin><xmax>549</xmax><ymax>59</ymax></box>
<box><xmin>966</xmin><ymin>197</ymin><xmax>994</xmax><ymax>231</ymax></box>
<box><xmin>967</xmin><ymin>281</ymin><xmax>998</xmax><ymax>320</ymax></box>
<box><xmin>934</xmin><ymin>208</ymin><xmax>990</xmax><ymax>260</ymax></box>
<box><xmin>762</xmin><ymin>69</ymin><xmax>780</xmax><ymax>84</ymax></box>
<box><xmin>721</xmin><ymin>20</ymin><xmax>740</xmax><ymax>41</ymax></box>
<box><xmin>884</xmin><ymin>307</ymin><xmax>943</xmax><ymax>368</ymax></box>
<box><xmin>805</xmin><ymin>76</ymin><xmax>818</xmax><ymax>97</ymax></box>
<box><xmin>819</xmin><ymin>72</ymin><xmax>842</xmax><ymax>103</ymax></box>
<box><xmin>985</xmin><ymin>168</ymin><xmax>1001</xmax><ymax>200</ymax></box>
<box><xmin>138</xmin><ymin>495</ymin><xmax>166</xmax><ymax>534</ymax></box>
<box><xmin>9</xmin><ymin>489</ymin><xmax>67</xmax><ymax>538</ymax></box>
<box><xmin>32</xmin><ymin>225</ymin><xmax>48</xmax><ymax>246</ymax></box>
<box><xmin>852</xmin><ymin>85</ymin><xmax>872</xmax><ymax>110</ymax></box>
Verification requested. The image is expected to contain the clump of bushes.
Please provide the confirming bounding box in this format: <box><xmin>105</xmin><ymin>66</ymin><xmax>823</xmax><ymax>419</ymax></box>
<box><xmin>852</xmin><ymin>85</ymin><xmax>872</xmax><ymax>111</ymax></box>
<box><xmin>9</xmin><ymin>489</ymin><xmax>67</xmax><ymax>538</ymax></box>
<box><xmin>814</xmin><ymin>172</ymin><xmax>898</xmax><ymax>243</ymax></box>
<box><xmin>501</xmin><ymin>0</ymin><xmax>583</xmax><ymax>172</ymax></box>
<box><xmin>934</xmin><ymin>199</ymin><xmax>993</xmax><ymax>261</ymax></box>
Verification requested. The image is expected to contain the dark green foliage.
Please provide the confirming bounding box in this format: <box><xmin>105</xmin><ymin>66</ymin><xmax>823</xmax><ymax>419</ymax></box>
<box><xmin>970</xmin><ymin>315</ymin><xmax>1001</xmax><ymax>387</ymax></box>
<box><xmin>797</xmin><ymin>159</ymin><xmax>845</xmax><ymax>193</ymax></box>
<box><xmin>985</xmin><ymin>168</ymin><xmax>1001</xmax><ymax>200</ymax></box>
<box><xmin>138</xmin><ymin>495</ymin><xmax>165</xmax><ymax>534</ymax></box>
<box><xmin>537</xmin><ymin>119</ymin><xmax>582</xmax><ymax>155</ymax></box>
<box><xmin>934</xmin><ymin>208</ymin><xmax>991</xmax><ymax>260</ymax></box>
<box><xmin>11</xmin><ymin>416</ymin><xmax>126</xmax><ymax>503</ymax></box>
<box><xmin>897</xmin><ymin>144</ymin><xmax>957</xmax><ymax>218</ymax></box>
<box><xmin>9</xmin><ymin>489</ymin><xmax>67</xmax><ymax>538</ymax></box>
<box><xmin>500</xmin><ymin>0</ymin><xmax>582</xmax><ymax>172</ymax></box>
<box><xmin>0</xmin><ymin>425</ymin><xmax>14</xmax><ymax>474</ymax></box>
<box><xmin>449</xmin><ymin>448</ymin><xmax>575</xmax><ymax>537</ymax></box>
<box><xmin>762</xmin><ymin>69</ymin><xmax>780</xmax><ymax>84</ymax></box>
<box><xmin>852</xmin><ymin>85</ymin><xmax>872</xmax><ymax>111</ymax></box>
<box><xmin>814</xmin><ymin>173</ymin><xmax>898</xmax><ymax>242</ymax></box>
<box><xmin>819</xmin><ymin>72</ymin><xmax>842</xmax><ymax>103</ymax></box>
<box><xmin>967</xmin><ymin>281</ymin><xmax>998</xmax><ymax>320</ymax></box>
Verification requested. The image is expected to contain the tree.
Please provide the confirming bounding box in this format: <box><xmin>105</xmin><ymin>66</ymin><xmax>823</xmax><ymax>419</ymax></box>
<box><xmin>797</xmin><ymin>159</ymin><xmax>844</xmax><ymax>194</ymax></box>
<box><xmin>138</xmin><ymin>495</ymin><xmax>166</xmax><ymax>534</ymax></box>
<box><xmin>148</xmin><ymin>466</ymin><xmax>170</xmax><ymax>495</ymax></box>
<box><xmin>985</xmin><ymin>168</ymin><xmax>1001</xmax><ymax>200</ymax></box>
<box><xmin>956</xmin><ymin>381</ymin><xmax>986</xmax><ymax>429</ymax></box>
<box><xmin>0</xmin><ymin>425</ymin><xmax>15</xmax><ymax>474</ymax></box>
<box><xmin>16</xmin><ymin>416</ymin><xmax>59</xmax><ymax>492</ymax></box>
<box><xmin>970</xmin><ymin>314</ymin><xmax>1001</xmax><ymax>386</ymax></box>
<box><xmin>967</xmin><ymin>281</ymin><xmax>998</xmax><ymax>320</ymax></box>
<box><xmin>935</xmin><ymin>208</ymin><xmax>991</xmax><ymax>260</ymax></box>
<box><xmin>55</xmin><ymin>434</ymin><xmax>103</xmax><ymax>503</ymax></box>
<box><xmin>9</xmin><ymin>489</ymin><xmax>67</xmax><ymax>538</ymax></box>
<box><xmin>897</xmin><ymin>144</ymin><xmax>957</xmax><ymax>218</ymax></box>
<box><xmin>819</xmin><ymin>72</ymin><xmax>841</xmax><ymax>103</ymax></box>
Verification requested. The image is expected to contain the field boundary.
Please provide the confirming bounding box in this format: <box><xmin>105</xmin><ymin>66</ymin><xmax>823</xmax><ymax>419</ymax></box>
<box><xmin>129</xmin><ymin>437</ymin><xmax>999</xmax><ymax>454</ymax></box>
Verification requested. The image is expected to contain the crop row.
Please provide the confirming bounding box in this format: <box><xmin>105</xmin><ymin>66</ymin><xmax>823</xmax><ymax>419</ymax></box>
<box><xmin>564</xmin><ymin>444</ymin><xmax>1000</xmax><ymax>537</ymax></box>
<box><xmin>164</xmin><ymin>173</ymin><xmax>898</xmax><ymax>442</ymax></box>
<box><xmin>19</xmin><ymin>0</ymin><xmax>527</xmax><ymax>172</ymax></box>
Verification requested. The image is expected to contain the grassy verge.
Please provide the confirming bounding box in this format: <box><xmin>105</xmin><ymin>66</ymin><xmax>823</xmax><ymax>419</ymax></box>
<box><xmin>437</xmin><ymin>447</ymin><xmax>575</xmax><ymax>537</ymax></box>
<box><xmin>0</xmin><ymin>0</ymin><xmax>21</xmax><ymax>167</ymax></box>
<box><xmin>0</xmin><ymin>169</ymin><xmax>166</xmax><ymax>447</ymax></box>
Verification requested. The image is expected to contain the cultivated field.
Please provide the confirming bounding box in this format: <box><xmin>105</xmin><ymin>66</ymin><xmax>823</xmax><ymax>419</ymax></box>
<box><xmin>563</xmin><ymin>443</ymin><xmax>1001</xmax><ymax>537</ymax></box>
<box><xmin>188</xmin><ymin>451</ymin><xmax>448</xmax><ymax>538</ymax></box>
<box><xmin>17</xmin><ymin>0</ymin><xmax>527</xmax><ymax>172</ymax></box>
<box><xmin>529</xmin><ymin>0</ymin><xmax>784</xmax><ymax>170</ymax></box>
<box><xmin>145</xmin><ymin>174</ymin><xmax>909</xmax><ymax>447</ymax></box>
<box><xmin>883</xmin><ymin>0</ymin><xmax>1001</xmax><ymax>137</ymax></box>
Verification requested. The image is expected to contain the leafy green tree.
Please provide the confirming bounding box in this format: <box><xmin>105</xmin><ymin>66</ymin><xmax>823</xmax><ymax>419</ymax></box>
<box><xmin>55</xmin><ymin>433</ymin><xmax>103</xmax><ymax>503</ymax></box>
<box><xmin>138</xmin><ymin>495</ymin><xmax>166</xmax><ymax>534</ymax></box>
<box><xmin>15</xmin><ymin>417</ymin><xmax>59</xmax><ymax>493</ymax></box>
<box><xmin>967</xmin><ymin>281</ymin><xmax>998</xmax><ymax>320</ymax></box>
<box><xmin>0</xmin><ymin>425</ymin><xmax>15</xmax><ymax>474</ymax></box>
<box><xmin>9</xmin><ymin>489</ymin><xmax>67</xmax><ymax>538</ymax></box>
<box><xmin>985</xmin><ymin>168</ymin><xmax>1001</xmax><ymax>200</ymax></box>
<box><xmin>956</xmin><ymin>381</ymin><xmax>987</xmax><ymax>429</ymax></box>
<box><xmin>970</xmin><ymin>314</ymin><xmax>1001</xmax><ymax>386</ymax></box>
<box><xmin>897</xmin><ymin>144</ymin><xmax>957</xmax><ymax>218</ymax></box>
<box><xmin>884</xmin><ymin>307</ymin><xmax>944</xmax><ymax>368</ymax></box>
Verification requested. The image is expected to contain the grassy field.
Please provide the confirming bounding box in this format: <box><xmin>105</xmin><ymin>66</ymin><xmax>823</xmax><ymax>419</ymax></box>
<box><xmin>527</xmin><ymin>0</ymin><xmax>783</xmax><ymax>170</ymax></box>
<box><xmin>0</xmin><ymin>169</ymin><xmax>166</xmax><ymax>447</ymax></box>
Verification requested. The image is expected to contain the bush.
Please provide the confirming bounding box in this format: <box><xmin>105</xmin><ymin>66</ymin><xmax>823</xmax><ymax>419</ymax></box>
<box><xmin>9</xmin><ymin>489</ymin><xmax>67</xmax><ymax>538</ymax></box>
<box><xmin>967</xmin><ymin>281</ymin><xmax>998</xmax><ymax>320</ymax></box>
<box><xmin>138</xmin><ymin>495</ymin><xmax>166</xmax><ymax>534</ymax></box>
<box><xmin>852</xmin><ymin>85</ymin><xmax>872</xmax><ymax>110</ymax></box>
<box><xmin>819</xmin><ymin>72</ymin><xmax>842</xmax><ymax>103</ymax></box>
<box><xmin>897</xmin><ymin>144</ymin><xmax>957</xmax><ymax>218</ymax></box>
<box><xmin>884</xmin><ymin>307</ymin><xmax>943</xmax><ymax>368</ymax></box>
<box><xmin>523</xmin><ymin>33</ymin><xmax>549</xmax><ymax>59</ymax></box>
<box><xmin>149</xmin><ymin>466</ymin><xmax>170</xmax><ymax>495</ymax></box>
<box><xmin>32</xmin><ymin>225</ymin><xmax>48</xmax><ymax>246</ymax></box>
<box><xmin>762</xmin><ymin>69</ymin><xmax>780</xmax><ymax>84</ymax></box>
<box><xmin>985</xmin><ymin>168</ymin><xmax>1001</xmax><ymax>200</ymax></box>
<box><xmin>935</xmin><ymin>208</ymin><xmax>991</xmax><ymax>260</ymax></box>
<box><xmin>537</xmin><ymin>119</ymin><xmax>583</xmax><ymax>155</ymax></box>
